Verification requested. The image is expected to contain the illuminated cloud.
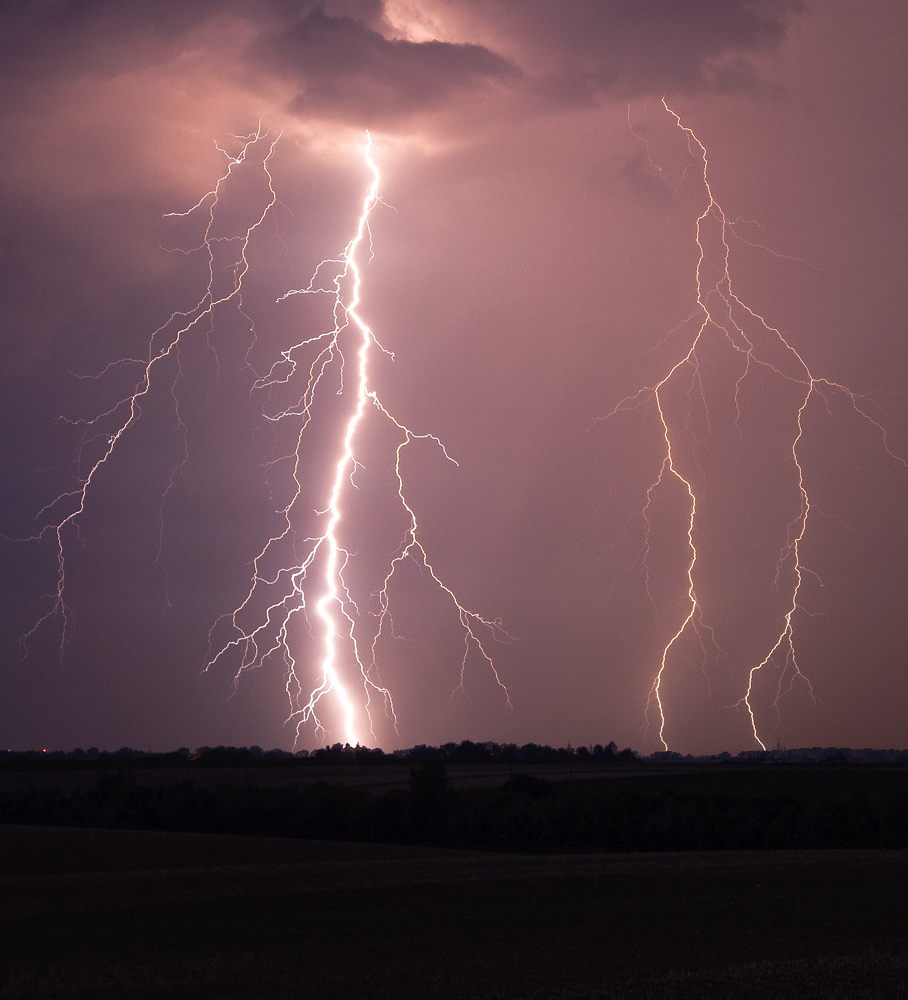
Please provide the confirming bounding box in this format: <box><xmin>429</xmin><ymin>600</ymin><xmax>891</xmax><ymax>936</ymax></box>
<box><xmin>251</xmin><ymin>6</ymin><xmax>519</xmax><ymax>124</ymax></box>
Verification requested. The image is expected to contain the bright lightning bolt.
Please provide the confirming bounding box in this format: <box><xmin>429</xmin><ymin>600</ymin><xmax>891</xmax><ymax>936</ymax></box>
<box><xmin>600</xmin><ymin>101</ymin><xmax>908</xmax><ymax>751</ymax></box>
<box><xmin>201</xmin><ymin>131</ymin><xmax>512</xmax><ymax>747</ymax></box>
<box><xmin>18</xmin><ymin>128</ymin><xmax>511</xmax><ymax>749</ymax></box>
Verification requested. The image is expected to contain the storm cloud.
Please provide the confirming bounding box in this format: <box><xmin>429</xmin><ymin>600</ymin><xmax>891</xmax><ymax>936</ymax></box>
<box><xmin>1</xmin><ymin>0</ymin><xmax>805</xmax><ymax>117</ymax></box>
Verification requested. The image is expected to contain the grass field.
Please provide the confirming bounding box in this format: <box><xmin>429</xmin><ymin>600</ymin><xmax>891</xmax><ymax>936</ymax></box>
<box><xmin>2</xmin><ymin>825</ymin><xmax>907</xmax><ymax>999</ymax></box>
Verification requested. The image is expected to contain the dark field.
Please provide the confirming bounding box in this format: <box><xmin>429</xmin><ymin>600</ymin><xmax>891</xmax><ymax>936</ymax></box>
<box><xmin>2</xmin><ymin>824</ymin><xmax>908</xmax><ymax>999</ymax></box>
<box><xmin>0</xmin><ymin>760</ymin><xmax>649</xmax><ymax>795</ymax></box>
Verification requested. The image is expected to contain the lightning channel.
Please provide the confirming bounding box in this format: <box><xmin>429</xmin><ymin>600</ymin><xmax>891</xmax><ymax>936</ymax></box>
<box><xmin>600</xmin><ymin>101</ymin><xmax>907</xmax><ymax>751</ymax></box>
<box><xmin>203</xmin><ymin>132</ymin><xmax>512</xmax><ymax>747</ymax></box>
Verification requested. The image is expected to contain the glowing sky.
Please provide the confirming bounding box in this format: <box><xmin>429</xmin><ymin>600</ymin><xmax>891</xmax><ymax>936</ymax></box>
<box><xmin>2</xmin><ymin>0</ymin><xmax>907</xmax><ymax>754</ymax></box>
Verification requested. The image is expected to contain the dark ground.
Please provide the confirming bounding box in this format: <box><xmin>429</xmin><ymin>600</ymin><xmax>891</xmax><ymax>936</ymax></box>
<box><xmin>0</xmin><ymin>760</ymin><xmax>652</xmax><ymax>794</ymax></box>
<box><xmin>2</xmin><ymin>825</ymin><xmax>907</xmax><ymax>999</ymax></box>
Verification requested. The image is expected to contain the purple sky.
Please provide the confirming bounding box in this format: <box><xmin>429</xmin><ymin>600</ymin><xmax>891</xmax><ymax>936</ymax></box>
<box><xmin>2</xmin><ymin>1</ymin><xmax>907</xmax><ymax>754</ymax></box>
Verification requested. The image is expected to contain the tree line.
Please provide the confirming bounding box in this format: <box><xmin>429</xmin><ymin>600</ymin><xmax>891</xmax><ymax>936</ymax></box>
<box><xmin>3</xmin><ymin>764</ymin><xmax>908</xmax><ymax>852</ymax></box>
<box><xmin>1</xmin><ymin>740</ymin><xmax>639</xmax><ymax>769</ymax></box>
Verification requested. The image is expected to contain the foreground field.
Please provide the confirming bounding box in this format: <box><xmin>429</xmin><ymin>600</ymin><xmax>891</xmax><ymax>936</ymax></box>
<box><xmin>1</xmin><ymin>826</ymin><xmax>907</xmax><ymax>999</ymax></box>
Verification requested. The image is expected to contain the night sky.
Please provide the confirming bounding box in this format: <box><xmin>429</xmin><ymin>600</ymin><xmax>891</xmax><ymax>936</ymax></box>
<box><xmin>2</xmin><ymin>1</ymin><xmax>907</xmax><ymax>755</ymax></box>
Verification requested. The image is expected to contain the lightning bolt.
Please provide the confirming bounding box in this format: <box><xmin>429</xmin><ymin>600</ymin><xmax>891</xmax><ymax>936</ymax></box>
<box><xmin>18</xmin><ymin>128</ymin><xmax>510</xmax><ymax>748</ymax></box>
<box><xmin>600</xmin><ymin>101</ymin><xmax>907</xmax><ymax>751</ymax></box>
<box><xmin>208</xmin><ymin>131</ymin><xmax>512</xmax><ymax>746</ymax></box>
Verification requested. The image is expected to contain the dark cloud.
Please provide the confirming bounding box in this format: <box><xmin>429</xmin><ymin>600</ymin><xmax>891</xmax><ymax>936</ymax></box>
<box><xmin>0</xmin><ymin>0</ymin><xmax>803</xmax><ymax>120</ymax></box>
<box><xmin>253</xmin><ymin>6</ymin><xmax>519</xmax><ymax>123</ymax></box>
<box><xmin>439</xmin><ymin>0</ymin><xmax>806</xmax><ymax>101</ymax></box>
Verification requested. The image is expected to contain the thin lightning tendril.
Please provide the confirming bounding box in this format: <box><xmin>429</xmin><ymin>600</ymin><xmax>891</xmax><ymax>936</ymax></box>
<box><xmin>17</xmin><ymin>124</ymin><xmax>280</xmax><ymax>658</ymax></box>
<box><xmin>604</xmin><ymin>101</ymin><xmax>907</xmax><ymax>750</ymax></box>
